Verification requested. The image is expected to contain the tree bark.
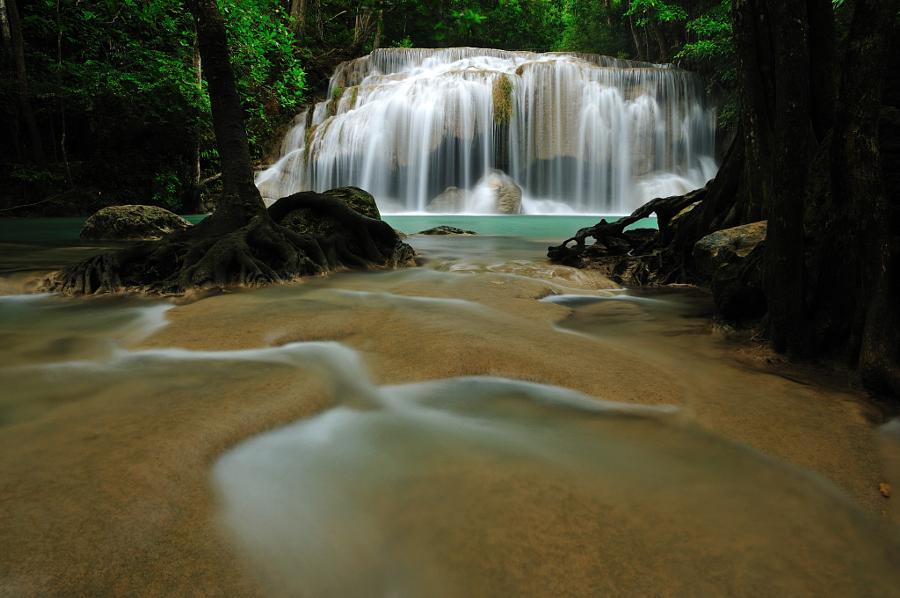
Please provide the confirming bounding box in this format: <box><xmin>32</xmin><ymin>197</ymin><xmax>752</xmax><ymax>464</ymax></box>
<box><xmin>765</xmin><ymin>0</ymin><xmax>810</xmax><ymax>355</ymax></box>
<box><xmin>6</xmin><ymin>0</ymin><xmax>44</xmax><ymax>167</ymax></box>
<box><xmin>290</xmin><ymin>0</ymin><xmax>307</xmax><ymax>37</ymax></box>
<box><xmin>0</xmin><ymin>0</ymin><xmax>11</xmax><ymax>53</ymax></box>
<box><xmin>350</xmin><ymin>5</ymin><xmax>378</xmax><ymax>57</ymax></box>
<box><xmin>731</xmin><ymin>0</ymin><xmax>775</xmax><ymax>223</ymax></box>
<box><xmin>186</xmin><ymin>37</ymin><xmax>204</xmax><ymax>213</ymax></box>
<box><xmin>187</xmin><ymin>0</ymin><xmax>266</xmax><ymax>235</ymax></box>
<box><xmin>830</xmin><ymin>0</ymin><xmax>900</xmax><ymax>394</ymax></box>
<box><xmin>629</xmin><ymin>15</ymin><xmax>646</xmax><ymax>61</ymax></box>
<box><xmin>652</xmin><ymin>21</ymin><xmax>668</xmax><ymax>63</ymax></box>
<box><xmin>806</xmin><ymin>0</ymin><xmax>836</xmax><ymax>143</ymax></box>
<box><xmin>372</xmin><ymin>9</ymin><xmax>382</xmax><ymax>50</ymax></box>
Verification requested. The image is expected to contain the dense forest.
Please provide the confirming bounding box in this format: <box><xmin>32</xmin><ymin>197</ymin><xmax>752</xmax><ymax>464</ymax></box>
<box><xmin>0</xmin><ymin>0</ymin><xmax>730</xmax><ymax>215</ymax></box>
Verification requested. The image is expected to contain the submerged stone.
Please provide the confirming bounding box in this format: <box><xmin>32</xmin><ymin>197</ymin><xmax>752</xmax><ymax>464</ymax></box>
<box><xmin>417</xmin><ymin>226</ymin><xmax>478</xmax><ymax>235</ymax></box>
<box><xmin>427</xmin><ymin>187</ymin><xmax>469</xmax><ymax>213</ymax></box>
<box><xmin>80</xmin><ymin>205</ymin><xmax>191</xmax><ymax>241</ymax></box>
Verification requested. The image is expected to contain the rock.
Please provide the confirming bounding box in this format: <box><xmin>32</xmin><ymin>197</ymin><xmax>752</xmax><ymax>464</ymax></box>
<box><xmin>279</xmin><ymin>186</ymin><xmax>382</xmax><ymax>237</ymax></box>
<box><xmin>879</xmin><ymin>482</ymin><xmax>892</xmax><ymax>498</ymax></box>
<box><xmin>427</xmin><ymin>171</ymin><xmax>523</xmax><ymax>214</ymax></box>
<box><xmin>417</xmin><ymin>226</ymin><xmax>478</xmax><ymax>235</ymax></box>
<box><xmin>693</xmin><ymin>221</ymin><xmax>767</xmax><ymax>276</ymax></box>
<box><xmin>693</xmin><ymin>221</ymin><xmax>768</xmax><ymax>325</ymax></box>
<box><xmin>80</xmin><ymin>205</ymin><xmax>192</xmax><ymax>241</ymax></box>
<box><xmin>427</xmin><ymin>187</ymin><xmax>470</xmax><ymax>213</ymax></box>
<box><xmin>321</xmin><ymin>186</ymin><xmax>381</xmax><ymax>220</ymax></box>
<box><xmin>475</xmin><ymin>169</ymin><xmax>522</xmax><ymax>214</ymax></box>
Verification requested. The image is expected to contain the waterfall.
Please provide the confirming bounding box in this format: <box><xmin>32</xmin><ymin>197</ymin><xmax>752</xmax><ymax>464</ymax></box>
<box><xmin>256</xmin><ymin>48</ymin><xmax>719</xmax><ymax>215</ymax></box>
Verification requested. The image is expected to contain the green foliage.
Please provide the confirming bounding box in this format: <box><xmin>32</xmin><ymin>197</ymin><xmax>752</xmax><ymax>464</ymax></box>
<box><xmin>219</xmin><ymin>0</ymin><xmax>306</xmax><ymax>161</ymax></box>
<box><xmin>625</xmin><ymin>0</ymin><xmax>687</xmax><ymax>26</ymax></box>
<box><xmin>552</xmin><ymin>0</ymin><xmax>629</xmax><ymax>56</ymax></box>
<box><xmin>675</xmin><ymin>0</ymin><xmax>736</xmax><ymax>127</ymax></box>
<box><xmin>1</xmin><ymin>0</ymin><xmax>306</xmax><ymax>214</ymax></box>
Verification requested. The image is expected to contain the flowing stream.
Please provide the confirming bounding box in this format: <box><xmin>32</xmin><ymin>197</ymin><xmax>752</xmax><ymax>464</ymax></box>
<box><xmin>1</xmin><ymin>218</ymin><xmax>899</xmax><ymax>596</ymax></box>
<box><xmin>257</xmin><ymin>48</ymin><xmax>720</xmax><ymax>214</ymax></box>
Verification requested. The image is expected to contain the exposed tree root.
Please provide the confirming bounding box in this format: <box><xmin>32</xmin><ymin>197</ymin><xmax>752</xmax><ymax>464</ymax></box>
<box><xmin>547</xmin><ymin>187</ymin><xmax>706</xmax><ymax>270</ymax></box>
<box><xmin>43</xmin><ymin>192</ymin><xmax>415</xmax><ymax>296</ymax></box>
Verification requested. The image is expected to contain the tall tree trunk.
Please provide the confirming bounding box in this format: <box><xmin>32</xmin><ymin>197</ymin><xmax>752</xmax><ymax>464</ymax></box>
<box><xmin>187</xmin><ymin>37</ymin><xmax>203</xmax><ymax>213</ymax></box>
<box><xmin>6</xmin><ymin>0</ymin><xmax>44</xmax><ymax>167</ymax></box>
<box><xmin>629</xmin><ymin>15</ymin><xmax>646</xmax><ymax>61</ymax></box>
<box><xmin>372</xmin><ymin>9</ymin><xmax>382</xmax><ymax>50</ymax></box>
<box><xmin>652</xmin><ymin>21</ymin><xmax>668</xmax><ymax>63</ymax></box>
<box><xmin>806</xmin><ymin>0</ymin><xmax>837</xmax><ymax>142</ymax></box>
<box><xmin>351</xmin><ymin>5</ymin><xmax>378</xmax><ymax>56</ymax></box>
<box><xmin>290</xmin><ymin>0</ymin><xmax>307</xmax><ymax>37</ymax></box>
<box><xmin>0</xmin><ymin>0</ymin><xmax>11</xmax><ymax>53</ymax></box>
<box><xmin>765</xmin><ymin>0</ymin><xmax>810</xmax><ymax>355</ymax></box>
<box><xmin>187</xmin><ymin>0</ymin><xmax>266</xmax><ymax>235</ymax></box>
<box><xmin>830</xmin><ymin>0</ymin><xmax>900</xmax><ymax>394</ymax></box>
<box><xmin>731</xmin><ymin>0</ymin><xmax>776</xmax><ymax>222</ymax></box>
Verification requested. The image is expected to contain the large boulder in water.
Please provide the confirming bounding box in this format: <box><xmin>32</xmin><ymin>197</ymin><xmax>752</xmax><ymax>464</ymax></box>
<box><xmin>693</xmin><ymin>221</ymin><xmax>767</xmax><ymax>326</ymax></box>
<box><xmin>80</xmin><ymin>205</ymin><xmax>191</xmax><ymax>241</ymax></box>
<box><xmin>271</xmin><ymin>186</ymin><xmax>416</xmax><ymax>268</ymax></box>
<box><xmin>428</xmin><ymin>172</ymin><xmax>523</xmax><ymax>214</ymax></box>
<box><xmin>474</xmin><ymin>170</ymin><xmax>522</xmax><ymax>214</ymax></box>
<box><xmin>427</xmin><ymin>186</ymin><xmax>470</xmax><ymax>213</ymax></box>
<box><xmin>278</xmin><ymin>186</ymin><xmax>381</xmax><ymax>236</ymax></box>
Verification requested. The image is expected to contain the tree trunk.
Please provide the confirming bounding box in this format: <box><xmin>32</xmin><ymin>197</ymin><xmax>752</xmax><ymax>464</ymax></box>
<box><xmin>290</xmin><ymin>0</ymin><xmax>307</xmax><ymax>37</ymax></box>
<box><xmin>652</xmin><ymin>21</ymin><xmax>668</xmax><ymax>63</ymax></box>
<box><xmin>6</xmin><ymin>0</ymin><xmax>44</xmax><ymax>167</ymax></box>
<box><xmin>765</xmin><ymin>0</ymin><xmax>810</xmax><ymax>355</ymax></box>
<box><xmin>806</xmin><ymin>0</ymin><xmax>837</xmax><ymax>142</ymax></box>
<box><xmin>0</xmin><ymin>0</ymin><xmax>11</xmax><ymax>53</ymax></box>
<box><xmin>731</xmin><ymin>0</ymin><xmax>775</xmax><ymax>222</ymax></box>
<box><xmin>372</xmin><ymin>9</ymin><xmax>382</xmax><ymax>50</ymax></box>
<box><xmin>350</xmin><ymin>5</ymin><xmax>378</xmax><ymax>57</ymax></box>
<box><xmin>187</xmin><ymin>0</ymin><xmax>265</xmax><ymax>235</ymax></box>
<box><xmin>830</xmin><ymin>0</ymin><xmax>900</xmax><ymax>394</ymax></box>
<box><xmin>629</xmin><ymin>15</ymin><xmax>646</xmax><ymax>61</ymax></box>
<box><xmin>186</xmin><ymin>37</ymin><xmax>204</xmax><ymax>213</ymax></box>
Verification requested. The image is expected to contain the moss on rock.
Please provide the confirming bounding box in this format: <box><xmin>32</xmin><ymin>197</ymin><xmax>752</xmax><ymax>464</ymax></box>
<box><xmin>80</xmin><ymin>205</ymin><xmax>192</xmax><ymax>241</ymax></box>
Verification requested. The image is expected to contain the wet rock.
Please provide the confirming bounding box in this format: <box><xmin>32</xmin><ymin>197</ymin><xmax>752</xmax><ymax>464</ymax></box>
<box><xmin>279</xmin><ymin>186</ymin><xmax>381</xmax><ymax>236</ymax></box>
<box><xmin>476</xmin><ymin>170</ymin><xmax>522</xmax><ymax>214</ymax></box>
<box><xmin>80</xmin><ymin>205</ymin><xmax>192</xmax><ymax>241</ymax></box>
<box><xmin>427</xmin><ymin>187</ymin><xmax>470</xmax><ymax>213</ymax></box>
<box><xmin>271</xmin><ymin>188</ymin><xmax>416</xmax><ymax>268</ymax></box>
<box><xmin>693</xmin><ymin>221</ymin><xmax>767</xmax><ymax>325</ymax></box>
<box><xmin>417</xmin><ymin>226</ymin><xmax>478</xmax><ymax>235</ymax></box>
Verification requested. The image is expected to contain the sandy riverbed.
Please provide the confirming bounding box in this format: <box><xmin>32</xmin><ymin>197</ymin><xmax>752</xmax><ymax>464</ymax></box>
<box><xmin>1</xmin><ymin>261</ymin><xmax>898</xmax><ymax>597</ymax></box>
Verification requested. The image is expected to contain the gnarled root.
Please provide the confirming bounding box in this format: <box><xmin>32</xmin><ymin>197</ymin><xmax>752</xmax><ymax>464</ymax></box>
<box><xmin>44</xmin><ymin>194</ymin><xmax>414</xmax><ymax>296</ymax></box>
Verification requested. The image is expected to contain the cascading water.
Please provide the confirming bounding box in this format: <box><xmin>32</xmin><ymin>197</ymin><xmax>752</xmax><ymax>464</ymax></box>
<box><xmin>256</xmin><ymin>48</ymin><xmax>720</xmax><ymax>214</ymax></box>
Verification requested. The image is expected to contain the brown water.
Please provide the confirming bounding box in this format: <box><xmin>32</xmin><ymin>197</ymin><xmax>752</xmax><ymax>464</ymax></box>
<box><xmin>1</xmin><ymin>223</ymin><xmax>898</xmax><ymax>597</ymax></box>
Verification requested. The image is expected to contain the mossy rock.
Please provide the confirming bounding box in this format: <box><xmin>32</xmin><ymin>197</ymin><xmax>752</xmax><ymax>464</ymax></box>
<box><xmin>417</xmin><ymin>226</ymin><xmax>478</xmax><ymax>235</ymax></box>
<box><xmin>80</xmin><ymin>205</ymin><xmax>192</xmax><ymax>241</ymax></box>
<box><xmin>279</xmin><ymin>186</ymin><xmax>382</xmax><ymax>238</ymax></box>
